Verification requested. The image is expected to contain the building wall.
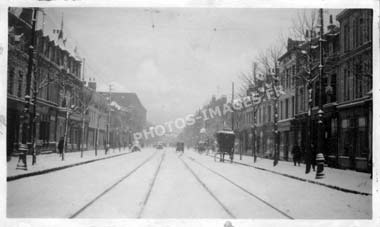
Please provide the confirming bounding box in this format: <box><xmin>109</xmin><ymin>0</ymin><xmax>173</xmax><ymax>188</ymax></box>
<box><xmin>336</xmin><ymin>9</ymin><xmax>372</xmax><ymax>171</ymax></box>
<box><xmin>7</xmin><ymin>8</ymin><xmax>84</xmax><ymax>157</ymax></box>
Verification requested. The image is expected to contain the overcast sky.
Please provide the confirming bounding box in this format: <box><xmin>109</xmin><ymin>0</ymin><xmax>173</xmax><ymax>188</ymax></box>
<box><xmin>41</xmin><ymin>8</ymin><xmax>341</xmax><ymax>124</ymax></box>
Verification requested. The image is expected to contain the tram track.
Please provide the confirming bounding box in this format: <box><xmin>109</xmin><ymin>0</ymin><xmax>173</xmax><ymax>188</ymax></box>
<box><xmin>69</xmin><ymin>151</ymin><xmax>161</xmax><ymax>218</ymax></box>
<box><xmin>177</xmin><ymin>154</ymin><xmax>236</xmax><ymax>218</ymax></box>
<box><xmin>137</xmin><ymin>151</ymin><xmax>166</xmax><ymax>218</ymax></box>
<box><xmin>181</xmin><ymin>154</ymin><xmax>294</xmax><ymax>219</ymax></box>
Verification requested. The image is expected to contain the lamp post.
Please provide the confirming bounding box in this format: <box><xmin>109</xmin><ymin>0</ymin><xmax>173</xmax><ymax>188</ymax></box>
<box><xmin>271</xmin><ymin>66</ymin><xmax>280</xmax><ymax>167</ymax></box>
<box><xmin>301</xmin><ymin>28</ymin><xmax>316</xmax><ymax>174</ymax></box>
<box><xmin>17</xmin><ymin>8</ymin><xmax>38</xmax><ymax>170</ymax></box>
<box><xmin>316</xmin><ymin>8</ymin><xmax>326</xmax><ymax>179</ymax></box>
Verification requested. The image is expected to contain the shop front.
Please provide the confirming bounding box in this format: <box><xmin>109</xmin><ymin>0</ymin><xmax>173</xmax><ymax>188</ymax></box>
<box><xmin>337</xmin><ymin>100</ymin><xmax>371</xmax><ymax>172</ymax></box>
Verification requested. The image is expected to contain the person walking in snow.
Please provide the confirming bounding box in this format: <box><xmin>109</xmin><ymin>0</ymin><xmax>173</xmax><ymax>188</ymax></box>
<box><xmin>310</xmin><ymin>143</ymin><xmax>316</xmax><ymax>171</ymax></box>
<box><xmin>292</xmin><ymin>144</ymin><xmax>301</xmax><ymax>166</ymax></box>
<box><xmin>58</xmin><ymin>137</ymin><xmax>64</xmax><ymax>158</ymax></box>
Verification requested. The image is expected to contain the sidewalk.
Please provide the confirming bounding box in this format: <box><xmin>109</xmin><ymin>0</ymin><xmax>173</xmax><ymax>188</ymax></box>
<box><xmin>7</xmin><ymin>148</ymin><xmax>131</xmax><ymax>181</ymax></box>
<box><xmin>206</xmin><ymin>151</ymin><xmax>372</xmax><ymax>195</ymax></box>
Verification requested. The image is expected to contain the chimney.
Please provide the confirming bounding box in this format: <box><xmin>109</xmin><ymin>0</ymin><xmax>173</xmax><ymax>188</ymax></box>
<box><xmin>327</xmin><ymin>14</ymin><xmax>336</xmax><ymax>32</ymax></box>
<box><xmin>88</xmin><ymin>77</ymin><xmax>97</xmax><ymax>91</ymax></box>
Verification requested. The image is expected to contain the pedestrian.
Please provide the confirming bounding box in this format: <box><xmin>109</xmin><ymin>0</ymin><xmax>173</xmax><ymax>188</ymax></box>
<box><xmin>310</xmin><ymin>143</ymin><xmax>316</xmax><ymax>171</ymax></box>
<box><xmin>292</xmin><ymin>144</ymin><xmax>301</xmax><ymax>166</ymax></box>
<box><xmin>58</xmin><ymin>137</ymin><xmax>64</xmax><ymax>157</ymax></box>
<box><xmin>104</xmin><ymin>139</ymin><xmax>107</xmax><ymax>154</ymax></box>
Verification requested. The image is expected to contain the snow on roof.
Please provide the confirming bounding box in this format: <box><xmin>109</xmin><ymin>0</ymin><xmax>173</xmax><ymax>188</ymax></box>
<box><xmin>37</xmin><ymin>28</ymin><xmax>82</xmax><ymax>62</ymax></box>
<box><xmin>110</xmin><ymin>101</ymin><xmax>121</xmax><ymax>110</ymax></box>
<box><xmin>217</xmin><ymin>130</ymin><xmax>235</xmax><ymax>135</ymax></box>
<box><xmin>36</xmin><ymin>15</ymin><xmax>82</xmax><ymax>62</ymax></box>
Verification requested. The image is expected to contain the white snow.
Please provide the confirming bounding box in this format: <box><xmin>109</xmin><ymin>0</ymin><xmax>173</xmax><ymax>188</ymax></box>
<box><xmin>186</xmin><ymin>151</ymin><xmax>371</xmax><ymax>219</ymax></box>
<box><xmin>7</xmin><ymin>147</ymin><xmax>372</xmax><ymax>219</ymax></box>
<box><xmin>7</xmin><ymin>148</ymin><xmax>130</xmax><ymax>178</ymax></box>
<box><xmin>228</xmin><ymin>152</ymin><xmax>372</xmax><ymax>195</ymax></box>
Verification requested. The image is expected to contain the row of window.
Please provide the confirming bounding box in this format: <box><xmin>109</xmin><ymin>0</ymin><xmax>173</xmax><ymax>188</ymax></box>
<box><xmin>342</xmin><ymin>10</ymin><xmax>372</xmax><ymax>53</ymax></box>
<box><xmin>341</xmin><ymin>56</ymin><xmax>372</xmax><ymax>102</ymax></box>
<box><xmin>89</xmin><ymin>110</ymin><xmax>107</xmax><ymax>129</ymax></box>
<box><xmin>281</xmin><ymin>65</ymin><xmax>297</xmax><ymax>89</ymax></box>
<box><xmin>37</xmin><ymin>33</ymin><xmax>81</xmax><ymax>78</ymax></box>
<box><xmin>7</xmin><ymin>69</ymin><xmax>24</xmax><ymax>98</ymax></box>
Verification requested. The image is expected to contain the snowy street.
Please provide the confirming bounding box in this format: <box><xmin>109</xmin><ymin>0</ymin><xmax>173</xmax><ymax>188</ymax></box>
<box><xmin>7</xmin><ymin>147</ymin><xmax>371</xmax><ymax>219</ymax></box>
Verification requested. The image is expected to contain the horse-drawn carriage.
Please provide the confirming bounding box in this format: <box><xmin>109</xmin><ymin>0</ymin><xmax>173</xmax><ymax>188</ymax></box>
<box><xmin>176</xmin><ymin>142</ymin><xmax>184</xmax><ymax>153</ymax></box>
<box><xmin>214</xmin><ymin>130</ymin><xmax>235</xmax><ymax>162</ymax></box>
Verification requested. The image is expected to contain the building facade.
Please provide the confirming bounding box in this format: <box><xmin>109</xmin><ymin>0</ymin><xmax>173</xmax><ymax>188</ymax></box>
<box><xmin>335</xmin><ymin>9</ymin><xmax>372</xmax><ymax>171</ymax></box>
<box><xmin>277</xmin><ymin>39</ymin><xmax>301</xmax><ymax>161</ymax></box>
<box><xmin>7</xmin><ymin>8</ymin><xmax>84</xmax><ymax>158</ymax></box>
<box><xmin>7</xmin><ymin>8</ymin><xmax>146</xmax><ymax>161</ymax></box>
<box><xmin>231</xmin><ymin>9</ymin><xmax>372</xmax><ymax>172</ymax></box>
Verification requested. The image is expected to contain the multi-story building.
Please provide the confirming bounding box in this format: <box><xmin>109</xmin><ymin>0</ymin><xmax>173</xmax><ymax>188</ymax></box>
<box><xmin>180</xmin><ymin>95</ymin><xmax>230</xmax><ymax>148</ymax></box>
<box><xmin>291</xmin><ymin>17</ymin><xmax>341</xmax><ymax>165</ymax></box>
<box><xmin>98</xmin><ymin>92</ymin><xmax>147</xmax><ymax>145</ymax></box>
<box><xmin>7</xmin><ymin>8</ymin><xmax>144</xmax><ymax>160</ymax></box>
<box><xmin>204</xmin><ymin>95</ymin><xmax>229</xmax><ymax>146</ymax></box>
<box><xmin>86</xmin><ymin>79</ymin><xmax>108</xmax><ymax>151</ymax></box>
<box><xmin>277</xmin><ymin>39</ymin><xmax>302</xmax><ymax>160</ymax></box>
<box><xmin>335</xmin><ymin>9</ymin><xmax>372</xmax><ymax>171</ymax></box>
<box><xmin>7</xmin><ymin>8</ymin><xmax>84</xmax><ymax>158</ymax></box>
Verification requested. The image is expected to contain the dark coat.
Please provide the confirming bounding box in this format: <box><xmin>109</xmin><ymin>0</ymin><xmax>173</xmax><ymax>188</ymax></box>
<box><xmin>58</xmin><ymin>139</ymin><xmax>64</xmax><ymax>151</ymax></box>
<box><xmin>292</xmin><ymin>145</ymin><xmax>301</xmax><ymax>159</ymax></box>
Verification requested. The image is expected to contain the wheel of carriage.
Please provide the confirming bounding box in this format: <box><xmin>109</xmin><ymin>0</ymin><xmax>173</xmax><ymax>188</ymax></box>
<box><xmin>214</xmin><ymin>152</ymin><xmax>223</xmax><ymax>162</ymax></box>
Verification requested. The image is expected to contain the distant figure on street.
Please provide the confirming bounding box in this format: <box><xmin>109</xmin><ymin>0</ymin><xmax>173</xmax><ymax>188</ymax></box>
<box><xmin>305</xmin><ymin>143</ymin><xmax>316</xmax><ymax>173</ymax></box>
<box><xmin>310</xmin><ymin>143</ymin><xmax>316</xmax><ymax>171</ymax></box>
<box><xmin>292</xmin><ymin>144</ymin><xmax>301</xmax><ymax>166</ymax></box>
<box><xmin>104</xmin><ymin>139</ymin><xmax>108</xmax><ymax>154</ymax></box>
<box><xmin>58</xmin><ymin>137</ymin><xmax>64</xmax><ymax>157</ymax></box>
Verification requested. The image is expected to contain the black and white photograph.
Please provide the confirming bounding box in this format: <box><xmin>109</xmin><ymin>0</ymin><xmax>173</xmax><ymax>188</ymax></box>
<box><xmin>1</xmin><ymin>0</ymin><xmax>379</xmax><ymax>226</ymax></box>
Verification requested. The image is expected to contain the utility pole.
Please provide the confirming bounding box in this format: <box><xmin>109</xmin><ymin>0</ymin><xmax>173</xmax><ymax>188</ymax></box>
<box><xmin>231</xmin><ymin>82</ymin><xmax>236</xmax><ymax>161</ymax></box>
<box><xmin>80</xmin><ymin>59</ymin><xmax>87</xmax><ymax>158</ymax></box>
<box><xmin>272</xmin><ymin>65</ymin><xmax>280</xmax><ymax>166</ymax></box>
<box><xmin>18</xmin><ymin>8</ymin><xmax>38</xmax><ymax>169</ymax></box>
<box><xmin>106</xmin><ymin>84</ymin><xmax>112</xmax><ymax>154</ymax></box>
<box><xmin>251</xmin><ymin>62</ymin><xmax>258</xmax><ymax>163</ymax></box>
<box><xmin>31</xmin><ymin>64</ymin><xmax>38</xmax><ymax>165</ymax></box>
<box><xmin>316</xmin><ymin>8</ymin><xmax>326</xmax><ymax>179</ymax></box>
<box><xmin>80</xmin><ymin>102</ymin><xmax>86</xmax><ymax>158</ymax></box>
<box><xmin>305</xmin><ymin>28</ymin><xmax>314</xmax><ymax>174</ymax></box>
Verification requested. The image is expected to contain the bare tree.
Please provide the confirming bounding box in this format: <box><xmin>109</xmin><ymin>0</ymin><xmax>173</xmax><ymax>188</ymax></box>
<box><xmin>72</xmin><ymin>86</ymin><xmax>94</xmax><ymax>157</ymax></box>
<box><xmin>30</xmin><ymin>61</ymin><xmax>61</xmax><ymax>164</ymax></box>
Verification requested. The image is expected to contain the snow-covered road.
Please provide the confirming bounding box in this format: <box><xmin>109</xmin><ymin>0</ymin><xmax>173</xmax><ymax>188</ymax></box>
<box><xmin>7</xmin><ymin>148</ymin><xmax>371</xmax><ymax>219</ymax></box>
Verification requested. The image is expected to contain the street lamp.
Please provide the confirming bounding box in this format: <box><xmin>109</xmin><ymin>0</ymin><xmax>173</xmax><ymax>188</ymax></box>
<box><xmin>315</xmin><ymin>8</ymin><xmax>326</xmax><ymax>179</ymax></box>
<box><xmin>300</xmin><ymin>29</ymin><xmax>316</xmax><ymax>174</ymax></box>
<box><xmin>16</xmin><ymin>8</ymin><xmax>38</xmax><ymax>170</ymax></box>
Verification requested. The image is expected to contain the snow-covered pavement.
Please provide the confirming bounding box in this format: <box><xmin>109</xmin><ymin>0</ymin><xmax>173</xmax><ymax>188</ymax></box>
<box><xmin>185</xmin><ymin>151</ymin><xmax>371</xmax><ymax>219</ymax></box>
<box><xmin>7</xmin><ymin>148</ymin><xmax>131</xmax><ymax>179</ymax></box>
<box><xmin>7</xmin><ymin>148</ymin><xmax>372</xmax><ymax>219</ymax></box>
<box><xmin>228</xmin><ymin>152</ymin><xmax>372</xmax><ymax>195</ymax></box>
<box><xmin>7</xmin><ymin>149</ymin><xmax>156</xmax><ymax>217</ymax></box>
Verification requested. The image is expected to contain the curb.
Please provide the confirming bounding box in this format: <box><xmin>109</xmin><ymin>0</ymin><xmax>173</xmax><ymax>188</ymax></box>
<box><xmin>7</xmin><ymin>151</ymin><xmax>133</xmax><ymax>182</ymax></box>
<box><xmin>205</xmin><ymin>154</ymin><xmax>372</xmax><ymax>196</ymax></box>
